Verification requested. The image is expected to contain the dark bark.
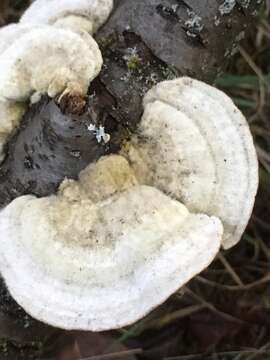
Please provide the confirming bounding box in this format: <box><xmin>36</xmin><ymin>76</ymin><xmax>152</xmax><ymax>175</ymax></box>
<box><xmin>0</xmin><ymin>0</ymin><xmax>263</xmax><ymax>332</ymax></box>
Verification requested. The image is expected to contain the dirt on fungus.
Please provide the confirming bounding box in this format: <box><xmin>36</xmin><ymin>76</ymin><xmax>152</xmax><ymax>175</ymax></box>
<box><xmin>0</xmin><ymin>1</ymin><xmax>270</xmax><ymax>360</ymax></box>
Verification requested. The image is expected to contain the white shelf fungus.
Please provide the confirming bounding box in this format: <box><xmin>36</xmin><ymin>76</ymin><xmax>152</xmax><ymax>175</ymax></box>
<box><xmin>0</xmin><ymin>26</ymin><xmax>102</xmax><ymax>161</ymax></box>
<box><xmin>21</xmin><ymin>0</ymin><xmax>114</xmax><ymax>34</ymax></box>
<box><xmin>0</xmin><ymin>27</ymin><xmax>102</xmax><ymax>101</ymax></box>
<box><xmin>122</xmin><ymin>77</ymin><xmax>258</xmax><ymax>249</ymax></box>
<box><xmin>0</xmin><ymin>0</ymin><xmax>110</xmax><ymax>162</ymax></box>
<box><xmin>0</xmin><ymin>23</ymin><xmax>34</xmax><ymax>54</ymax></box>
<box><xmin>0</xmin><ymin>100</ymin><xmax>25</xmax><ymax>162</ymax></box>
<box><xmin>0</xmin><ymin>155</ymin><xmax>223</xmax><ymax>331</ymax></box>
<box><xmin>0</xmin><ymin>0</ymin><xmax>258</xmax><ymax>330</ymax></box>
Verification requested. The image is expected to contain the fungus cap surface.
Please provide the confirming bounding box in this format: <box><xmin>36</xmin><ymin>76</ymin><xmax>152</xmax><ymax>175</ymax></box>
<box><xmin>0</xmin><ymin>27</ymin><xmax>102</xmax><ymax>101</ymax></box>
<box><xmin>0</xmin><ymin>23</ymin><xmax>34</xmax><ymax>54</ymax></box>
<box><xmin>123</xmin><ymin>77</ymin><xmax>258</xmax><ymax>249</ymax></box>
<box><xmin>21</xmin><ymin>0</ymin><xmax>113</xmax><ymax>33</ymax></box>
<box><xmin>0</xmin><ymin>26</ymin><xmax>102</xmax><ymax>161</ymax></box>
<box><xmin>0</xmin><ymin>155</ymin><xmax>223</xmax><ymax>331</ymax></box>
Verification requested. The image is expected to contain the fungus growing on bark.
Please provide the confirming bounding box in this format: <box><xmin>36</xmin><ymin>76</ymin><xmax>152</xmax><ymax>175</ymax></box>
<box><xmin>0</xmin><ymin>25</ymin><xmax>102</xmax><ymax>162</ymax></box>
<box><xmin>0</xmin><ymin>77</ymin><xmax>258</xmax><ymax>330</ymax></box>
<box><xmin>0</xmin><ymin>154</ymin><xmax>223</xmax><ymax>331</ymax></box>
<box><xmin>0</xmin><ymin>0</ymin><xmax>261</xmax><ymax>331</ymax></box>
<box><xmin>122</xmin><ymin>78</ymin><xmax>259</xmax><ymax>249</ymax></box>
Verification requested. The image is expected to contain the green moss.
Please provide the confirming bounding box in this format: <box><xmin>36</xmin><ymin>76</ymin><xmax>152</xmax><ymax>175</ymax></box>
<box><xmin>126</xmin><ymin>55</ymin><xmax>142</xmax><ymax>70</ymax></box>
<box><xmin>0</xmin><ymin>339</ymin><xmax>9</xmax><ymax>354</ymax></box>
<box><xmin>98</xmin><ymin>34</ymin><xmax>118</xmax><ymax>49</ymax></box>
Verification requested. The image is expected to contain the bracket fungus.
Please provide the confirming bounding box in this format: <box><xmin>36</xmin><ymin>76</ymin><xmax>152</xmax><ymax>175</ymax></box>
<box><xmin>20</xmin><ymin>0</ymin><xmax>114</xmax><ymax>34</ymax></box>
<box><xmin>123</xmin><ymin>78</ymin><xmax>259</xmax><ymax>249</ymax></box>
<box><xmin>0</xmin><ymin>0</ymin><xmax>259</xmax><ymax>331</ymax></box>
<box><xmin>0</xmin><ymin>155</ymin><xmax>223</xmax><ymax>330</ymax></box>
<box><xmin>0</xmin><ymin>1</ymin><xmax>107</xmax><ymax>162</ymax></box>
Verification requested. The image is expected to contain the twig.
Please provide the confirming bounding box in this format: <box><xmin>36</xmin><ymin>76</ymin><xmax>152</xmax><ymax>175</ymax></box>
<box><xmin>196</xmin><ymin>273</ymin><xmax>270</xmax><ymax>291</ymax></box>
<box><xmin>183</xmin><ymin>287</ymin><xmax>245</xmax><ymax>324</ymax></box>
<box><xmin>246</xmin><ymin>341</ymin><xmax>270</xmax><ymax>360</ymax></box>
<box><xmin>218</xmin><ymin>253</ymin><xmax>244</xmax><ymax>286</ymax></box>
<box><xmin>239</xmin><ymin>46</ymin><xmax>270</xmax><ymax>90</ymax></box>
<box><xmin>164</xmin><ymin>355</ymin><xmax>202</xmax><ymax>360</ymax></box>
<box><xmin>144</xmin><ymin>304</ymin><xmax>206</xmax><ymax>330</ymax></box>
<box><xmin>80</xmin><ymin>348</ymin><xmax>143</xmax><ymax>360</ymax></box>
<box><xmin>239</xmin><ymin>46</ymin><xmax>268</xmax><ymax>116</ymax></box>
<box><xmin>164</xmin><ymin>349</ymin><xmax>270</xmax><ymax>360</ymax></box>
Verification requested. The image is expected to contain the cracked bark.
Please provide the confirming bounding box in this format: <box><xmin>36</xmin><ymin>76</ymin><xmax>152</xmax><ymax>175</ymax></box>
<box><xmin>0</xmin><ymin>0</ymin><xmax>263</xmax><ymax>327</ymax></box>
